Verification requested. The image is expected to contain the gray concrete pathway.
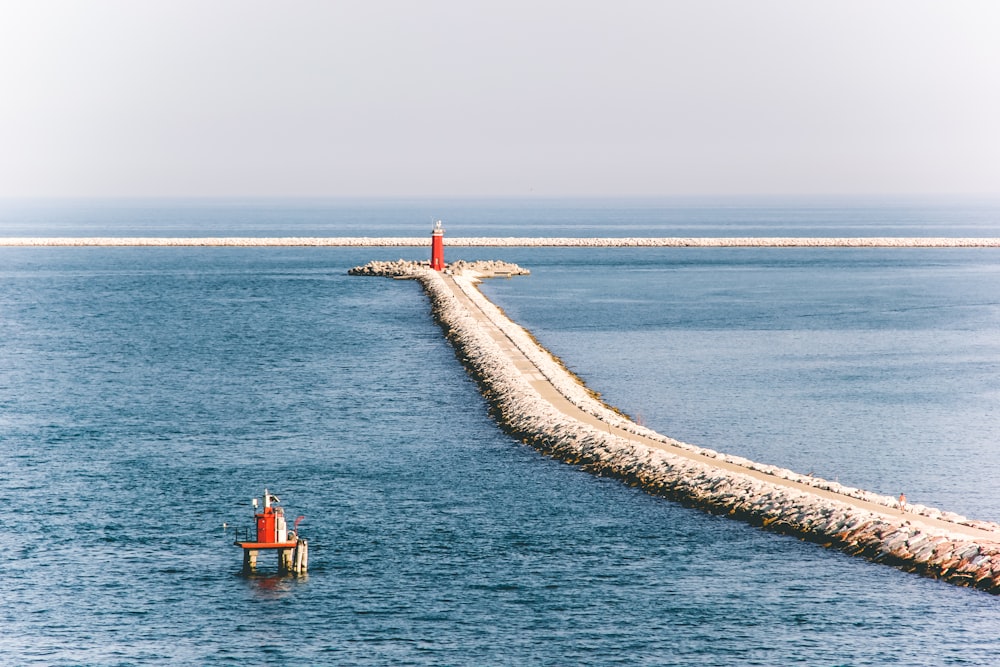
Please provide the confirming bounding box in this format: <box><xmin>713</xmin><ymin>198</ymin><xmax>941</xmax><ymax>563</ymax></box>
<box><xmin>442</xmin><ymin>273</ymin><xmax>1000</xmax><ymax>545</ymax></box>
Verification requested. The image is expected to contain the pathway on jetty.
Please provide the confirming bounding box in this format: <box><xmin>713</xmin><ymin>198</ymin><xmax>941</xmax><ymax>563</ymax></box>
<box><xmin>442</xmin><ymin>272</ymin><xmax>998</xmax><ymax>543</ymax></box>
<box><xmin>352</xmin><ymin>259</ymin><xmax>1000</xmax><ymax>594</ymax></box>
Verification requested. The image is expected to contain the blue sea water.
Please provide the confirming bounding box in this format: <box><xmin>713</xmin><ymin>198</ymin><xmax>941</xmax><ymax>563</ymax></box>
<box><xmin>1</xmin><ymin>195</ymin><xmax>999</xmax><ymax>238</ymax></box>
<box><xmin>2</xmin><ymin>198</ymin><xmax>1000</xmax><ymax>665</ymax></box>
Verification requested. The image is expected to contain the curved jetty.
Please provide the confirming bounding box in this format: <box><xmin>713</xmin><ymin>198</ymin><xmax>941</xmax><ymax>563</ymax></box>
<box><xmin>353</xmin><ymin>259</ymin><xmax>1000</xmax><ymax>593</ymax></box>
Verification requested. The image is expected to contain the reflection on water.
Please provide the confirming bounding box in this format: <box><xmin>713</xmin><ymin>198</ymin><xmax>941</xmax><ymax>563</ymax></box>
<box><xmin>241</xmin><ymin>573</ymin><xmax>307</xmax><ymax>599</ymax></box>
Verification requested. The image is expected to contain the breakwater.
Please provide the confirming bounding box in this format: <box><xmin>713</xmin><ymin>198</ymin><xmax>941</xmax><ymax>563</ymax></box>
<box><xmin>5</xmin><ymin>236</ymin><xmax>1000</xmax><ymax>247</ymax></box>
<box><xmin>353</xmin><ymin>259</ymin><xmax>1000</xmax><ymax>594</ymax></box>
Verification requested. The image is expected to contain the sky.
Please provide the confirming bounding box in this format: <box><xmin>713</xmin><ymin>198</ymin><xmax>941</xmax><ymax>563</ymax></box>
<box><xmin>1</xmin><ymin>1</ymin><xmax>998</xmax><ymax>198</ymax></box>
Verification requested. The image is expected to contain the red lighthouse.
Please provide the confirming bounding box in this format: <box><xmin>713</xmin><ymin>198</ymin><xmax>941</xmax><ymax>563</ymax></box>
<box><xmin>430</xmin><ymin>220</ymin><xmax>445</xmax><ymax>271</ymax></box>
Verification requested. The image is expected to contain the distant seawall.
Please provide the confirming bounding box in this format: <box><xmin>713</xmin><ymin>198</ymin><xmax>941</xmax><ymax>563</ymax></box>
<box><xmin>4</xmin><ymin>237</ymin><xmax>1000</xmax><ymax>247</ymax></box>
<box><xmin>353</xmin><ymin>259</ymin><xmax>1000</xmax><ymax>594</ymax></box>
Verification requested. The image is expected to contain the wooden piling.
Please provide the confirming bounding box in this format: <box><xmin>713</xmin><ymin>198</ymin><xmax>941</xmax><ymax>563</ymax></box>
<box><xmin>293</xmin><ymin>539</ymin><xmax>308</xmax><ymax>574</ymax></box>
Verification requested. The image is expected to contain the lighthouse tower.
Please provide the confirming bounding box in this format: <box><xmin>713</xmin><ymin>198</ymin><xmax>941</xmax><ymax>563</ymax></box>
<box><xmin>430</xmin><ymin>220</ymin><xmax>445</xmax><ymax>271</ymax></box>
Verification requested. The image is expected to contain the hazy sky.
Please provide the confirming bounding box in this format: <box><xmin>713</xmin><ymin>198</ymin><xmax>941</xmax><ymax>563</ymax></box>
<box><xmin>2</xmin><ymin>1</ymin><xmax>998</xmax><ymax>197</ymax></box>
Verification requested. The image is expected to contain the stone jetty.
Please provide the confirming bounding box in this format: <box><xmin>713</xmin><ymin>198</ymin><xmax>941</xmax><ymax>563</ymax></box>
<box><xmin>353</xmin><ymin>259</ymin><xmax>1000</xmax><ymax>594</ymax></box>
<box><xmin>5</xmin><ymin>236</ymin><xmax>1000</xmax><ymax>247</ymax></box>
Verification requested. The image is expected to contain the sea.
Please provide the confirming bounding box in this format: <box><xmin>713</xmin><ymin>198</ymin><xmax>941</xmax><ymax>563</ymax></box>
<box><xmin>1</xmin><ymin>197</ymin><xmax>999</xmax><ymax>666</ymax></box>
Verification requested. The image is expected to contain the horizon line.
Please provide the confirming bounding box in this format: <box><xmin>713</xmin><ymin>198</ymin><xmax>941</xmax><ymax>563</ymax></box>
<box><xmin>2</xmin><ymin>193</ymin><xmax>1000</xmax><ymax>202</ymax></box>
<box><xmin>4</xmin><ymin>236</ymin><xmax>1000</xmax><ymax>248</ymax></box>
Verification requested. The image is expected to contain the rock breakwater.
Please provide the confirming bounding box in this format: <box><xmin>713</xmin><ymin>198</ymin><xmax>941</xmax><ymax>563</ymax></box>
<box><xmin>348</xmin><ymin>259</ymin><xmax>529</xmax><ymax>278</ymax></box>
<box><xmin>5</xmin><ymin>236</ymin><xmax>1000</xmax><ymax>247</ymax></box>
<box><xmin>353</xmin><ymin>261</ymin><xmax>1000</xmax><ymax>594</ymax></box>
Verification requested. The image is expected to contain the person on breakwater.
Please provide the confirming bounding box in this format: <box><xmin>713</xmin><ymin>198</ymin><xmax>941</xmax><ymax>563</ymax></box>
<box><xmin>899</xmin><ymin>493</ymin><xmax>907</xmax><ymax>512</ymax></box>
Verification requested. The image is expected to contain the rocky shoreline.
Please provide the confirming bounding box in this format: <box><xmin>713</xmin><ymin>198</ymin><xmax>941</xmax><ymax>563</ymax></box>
<box><xmin>353</xmin><ymin>260</ymin><xmax>1000</xmax><ymax>594</ymax></box>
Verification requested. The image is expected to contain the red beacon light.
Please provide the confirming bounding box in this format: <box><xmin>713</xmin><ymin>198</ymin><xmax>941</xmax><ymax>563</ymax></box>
<box><xmin>234</xmin><ymin>488</ymin><xmax>308</xmax><ymax>574</ymax></box>
<box><xmin>431</xmin><ymin>220</ymin><xmax>445</xmax><ymax>271</ymax></box>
